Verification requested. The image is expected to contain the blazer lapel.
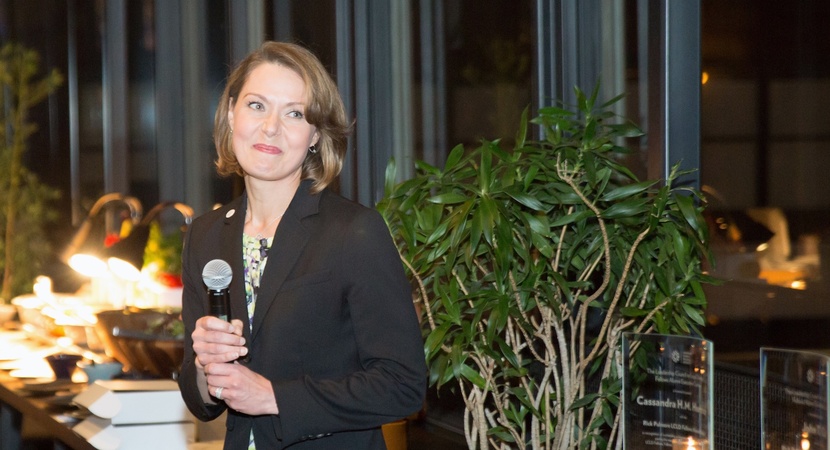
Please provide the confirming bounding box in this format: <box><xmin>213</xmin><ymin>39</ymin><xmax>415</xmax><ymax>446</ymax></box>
<box><xmin>249</xmin><ymin>180</ymin><xmax>319</xmax><ymax>340</ymax></box>
<box><xmin>218</xmin><ymin>196</ymin><xmax>250</xmax><ymax>341</ymax></box>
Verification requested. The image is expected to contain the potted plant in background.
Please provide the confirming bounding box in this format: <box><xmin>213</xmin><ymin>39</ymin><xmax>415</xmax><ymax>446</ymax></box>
<box><xmin>142</xmin><ymin>220</ymin><xmax>185</xmax><ymax>289</ymax></box>
<box><xmin>377</xmin><ymin>86</ymin><xmax>714</xmax><ymax>449</ymax></box>
<box><xmin>0</xmin><ymin>43</ymin><xmax>63</xmax><ymax>316</ymax></box>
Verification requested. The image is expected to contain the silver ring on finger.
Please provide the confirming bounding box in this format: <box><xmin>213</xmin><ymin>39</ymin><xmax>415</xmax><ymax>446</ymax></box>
<box><xmin>215</xmin><ymin>386</ymin><xmax>224</xmax><ymax>400</ymax></box>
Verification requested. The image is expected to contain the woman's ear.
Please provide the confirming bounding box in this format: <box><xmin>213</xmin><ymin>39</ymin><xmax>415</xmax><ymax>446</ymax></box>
<box><xmin>227</xmin><ymin>98</ymin><xmax>235</xmax><ymax>131</ymax></box>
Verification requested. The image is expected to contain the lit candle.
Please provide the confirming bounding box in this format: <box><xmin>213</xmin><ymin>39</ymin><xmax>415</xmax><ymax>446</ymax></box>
<box><xmin>33</xmin><ymin>276</ymin><xmax>53</xmax><ymax>299</ymax></box>
<box><xmin>672</xmin><ymin>436</ymin><xmax>704</xmax><ymax>450</ymax></box>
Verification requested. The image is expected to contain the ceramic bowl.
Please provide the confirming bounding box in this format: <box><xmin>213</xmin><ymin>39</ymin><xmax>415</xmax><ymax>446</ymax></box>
<box><xmin>0</xmin><ymin>303</ymin><xmax>16</xmax><ymax>324</ymax></box>
<box><xmin>76</xmin><ymin>359</ymin><xmax>123</xmax><ymax>383</ymax></box>
<box><xmin>45</xmin><ymin>353</ymin><xmax>83</xmax><ymax>379</ymax></box>
<box><xmin>94</xmin><ymin>308</ymin><xmax>183</xmax><ymax>378</ymax></box>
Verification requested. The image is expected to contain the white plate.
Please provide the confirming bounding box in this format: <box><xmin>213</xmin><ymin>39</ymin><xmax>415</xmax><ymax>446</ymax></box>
<box><xmin>9</xmin><ymin>360</ymin><xmax>54</xmax><ymax>379</ymax></box>
<box><xmin>0</xmin><ymin>346</ymin><xmax>35</xmax><ymax>361</ymax></box>
<box><xmin>9</xmin><ymin>369</ymin><xmax>52</xmax><ymax>379</ymax></box>
<box><xmin>19</xmin><ymin>379</ymin><xmax>83</xmax><ymax>394</ymax></box>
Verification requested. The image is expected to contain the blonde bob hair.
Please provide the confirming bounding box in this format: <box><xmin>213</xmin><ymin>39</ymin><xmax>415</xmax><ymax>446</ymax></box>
<box><xmin>214</xmin><ymin>41</ymin><xmax>351</xmax><ymax>193</ymax></box>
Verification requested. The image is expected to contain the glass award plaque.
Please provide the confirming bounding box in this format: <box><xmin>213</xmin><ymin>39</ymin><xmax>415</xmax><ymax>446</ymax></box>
<box><xmin>622</xmin><ymin>333</ymin><xmax>714</xmax><ymax>449</ymax></box>
<box><xmin>761</xmin><ymin>348</ymin><xmax>829</xmax><ymax>450</ymax></box>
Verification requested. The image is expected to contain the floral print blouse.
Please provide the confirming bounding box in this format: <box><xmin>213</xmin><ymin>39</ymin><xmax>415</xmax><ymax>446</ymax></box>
<box><xmin>242</xmin><ymin>233</ymin><xmax>272</xmax><ymax>331</ymax></box>
<box><xmin>242</xmin><ymin>233</ymin><xmax>272</xmax><ymax>449</ymax></box>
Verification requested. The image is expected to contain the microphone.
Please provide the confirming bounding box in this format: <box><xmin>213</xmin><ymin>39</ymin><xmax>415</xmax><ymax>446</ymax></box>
<box><xmin>202</xmin><ymin>259</ymin><xmax>233</xmax><ymax>322</ymax></box>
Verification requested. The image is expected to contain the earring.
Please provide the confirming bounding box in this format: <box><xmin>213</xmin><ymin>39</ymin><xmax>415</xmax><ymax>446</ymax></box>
<box><xmin>308</xmin><ymin>145</ymin><xmax>318</xmax><ymax>154</ymax></box>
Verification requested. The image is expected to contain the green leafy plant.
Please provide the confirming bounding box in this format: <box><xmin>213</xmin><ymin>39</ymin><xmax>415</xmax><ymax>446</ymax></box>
<box><xmin>142</xmin><ymin>221</ymin><xmax>184</xmax><ymax>287</ymax></box>
<box><xmin>0</xmin><ymin>43</ymin><xmax>63</xmax><ymax>301</ymax></box>
<box><xmin>377</xmin><ymin>86</ymin><xmax>714</xmax><ymax>449</ymax></box>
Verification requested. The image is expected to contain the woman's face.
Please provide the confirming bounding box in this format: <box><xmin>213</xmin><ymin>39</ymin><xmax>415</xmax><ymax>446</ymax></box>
<box><xmin>228</xmin><ymin>62</ymin><xmax>319</xmax><ymax>184</ymax></box>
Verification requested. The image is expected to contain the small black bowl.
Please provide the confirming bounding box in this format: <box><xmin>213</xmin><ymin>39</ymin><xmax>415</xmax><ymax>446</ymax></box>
<box><xmin>45</xmin><ymin>353</ymin><xmax>83</xmax><ymax>379</ymax></box>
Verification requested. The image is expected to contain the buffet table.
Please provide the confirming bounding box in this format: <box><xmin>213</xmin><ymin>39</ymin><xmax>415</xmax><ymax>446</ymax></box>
<box><xmin>0</xmin><ymin>327</ymin><xmax>97</xmax><ymax>450</ymax></box>
<box><xmin>0</xmin><ymin>323</ymin><xmax>216</xmax><ymax>450</ymax></box>
<box><xmin>0</xmin><ymin>370</ymin><xmax>96</xmax><ymax>450</ymax></box>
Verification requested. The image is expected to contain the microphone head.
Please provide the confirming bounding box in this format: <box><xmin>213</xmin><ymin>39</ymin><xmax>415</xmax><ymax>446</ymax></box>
<box><xmin>202</xmin><ymin>259</ymin><xmax>233</xmax><ymax>290</ymax></box>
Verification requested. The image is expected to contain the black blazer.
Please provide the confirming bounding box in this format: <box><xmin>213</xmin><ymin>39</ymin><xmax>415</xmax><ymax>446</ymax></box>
<box><xmin>179</xmin><ymin>180</ymin><xmax>426</xmax><ymax>449</ymax></box>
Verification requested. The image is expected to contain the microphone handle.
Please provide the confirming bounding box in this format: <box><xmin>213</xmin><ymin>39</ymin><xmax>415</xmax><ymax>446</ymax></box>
<box><xmin>208</xmin><ymin>288</ymin><xmax>230</xmax><ymax>322</ymax></box>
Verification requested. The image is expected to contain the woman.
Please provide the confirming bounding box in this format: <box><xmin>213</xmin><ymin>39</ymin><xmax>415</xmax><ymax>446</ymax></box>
<box><xmin>178</xmin><ymin>41</ymin><xmax>426</xmax><ymax>449</ymax></box>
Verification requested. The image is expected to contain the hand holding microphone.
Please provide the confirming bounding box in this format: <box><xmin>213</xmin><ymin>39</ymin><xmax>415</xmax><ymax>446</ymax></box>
<box><xmin>200</xmin><ymin>259</ymin><xmax>248</xmax><ymax>365</ymax></box>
